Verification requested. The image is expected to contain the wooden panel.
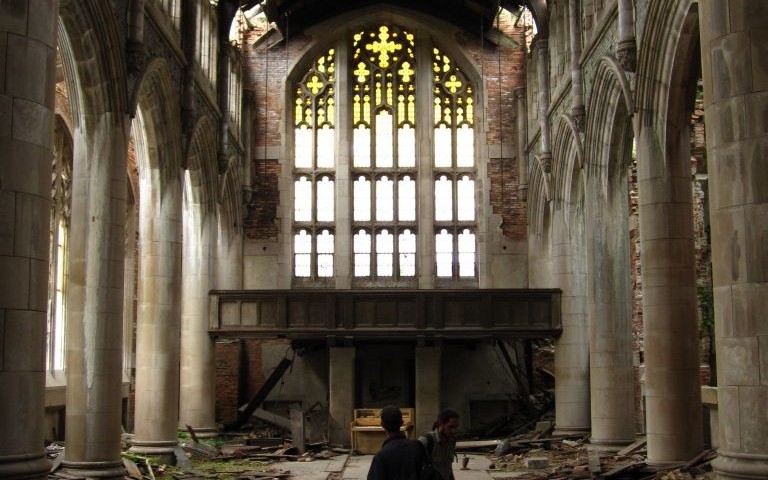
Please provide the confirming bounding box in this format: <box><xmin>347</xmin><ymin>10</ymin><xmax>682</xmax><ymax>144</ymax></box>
<box><xmin>530</xmin><ymin>300</ymin><xmax>550</xmax><ymax>325</ymax></box>
<box><xmin>241</xmin><ymin>302</ymin><xmax>259</xmax><ymax>326</ymax></box>
<box><xmin>396</xmin><ymin>299</ymin><xmax>417</xmax><ymax>327</ymax></box>
<box><xmin>221</xmin><ymin>302</ymin><xmax>240</xmax><ymax>326</ymax></box>
<box><xmin>307</xmin><ymin>300</ymin><xmax>327</xmax><ymax>327</ymax></box>
<box><xmin>209</xmin><ymin>289</ymin><xmax>562</xmax><ymax>339</ymax></box>
<box><xmin>287</xmin><ymin>300</ymin><xmax>308</xmax><ymax>327</ymax></box>
<box><xmin>354</xmin><ymin>300</ymin><xmax>376</xmax><ymax>326</ymax></box>
<box><xmin>260</xmin><ymin>301</ymin><xmax>278</xmax><ymax>327</ymax></box>
<box><xmin>374</xmin><ymin>300</ymin><xmax>397</xmax><ymax>326</ymax></box>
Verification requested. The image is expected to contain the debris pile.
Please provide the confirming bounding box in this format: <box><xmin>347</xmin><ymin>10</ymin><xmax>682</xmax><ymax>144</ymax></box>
<box><xmin>468</xmin><ymin>426</ymin><xmax>717</xmax><ymax>480</ymax></box>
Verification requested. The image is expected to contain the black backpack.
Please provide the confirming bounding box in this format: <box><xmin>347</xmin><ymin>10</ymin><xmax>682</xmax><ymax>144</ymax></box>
<box><xmin>417</xmin><ymin>433</ymin><xmax>442</xmax><ymax>480</ymax></box>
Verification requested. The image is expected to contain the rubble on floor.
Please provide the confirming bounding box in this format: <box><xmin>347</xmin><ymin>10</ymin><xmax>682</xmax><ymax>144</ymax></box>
<box><xmin>458</xmin><ymin>426</ymin><xmax>717</xmax><ymax>480</ymax></box>
<box><xmin>46</xmin><ymin>408</ymin><xmax>716</xmax><ymax>480</ymax></box>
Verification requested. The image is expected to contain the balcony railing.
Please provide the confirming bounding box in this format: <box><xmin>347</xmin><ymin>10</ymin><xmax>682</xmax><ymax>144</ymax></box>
<box><xmin>209</xmin><ymin>289</ymin><xmax>561</xmax><ymax>340</ymax></box>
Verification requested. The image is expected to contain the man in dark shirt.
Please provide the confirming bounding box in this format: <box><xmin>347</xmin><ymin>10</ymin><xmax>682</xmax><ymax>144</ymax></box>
<box><xmin>366</xmin><ymin>406</ymin><xmax>424</xmax><ymax>480</ymax></box>
<box><xmin>418</xmin><ymin>409</ymin><xmax>460</xmax><ymax>480</ymax></box>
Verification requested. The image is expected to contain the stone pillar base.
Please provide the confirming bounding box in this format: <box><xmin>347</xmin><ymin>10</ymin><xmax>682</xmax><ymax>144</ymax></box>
<box><xmin>179</xmin><ymin>426</ymin><xmax>219</xmax><ymax>439</ymax></box>
<box><xmin>60</xmin><ymin>460</ymin><xmax>126</xmax><ymax>479</ymax></box>
<box><xmin>129</xmin><ymin>440</ymin><xmax>178</xmax><ymax>465</ymax></box>
<box><xmin>645</xmin><ymin>459</ymin><xmax>687</xmax><ymax>469</ymax></box>
<box><xmin>713</xmin><ymin>451</ymin><xmax>768</xmax><ymax>480</ymax></box>
<box><xmin>553</xmin><ymin>425</ymin><xmax>590</xmax><ymax>437</ymax></box>
<box><xmin>0</xmin><ymin>452</ymin><xmax>51</xmax><ymax>480</ymax></box>
<box><xmin>129</xmin><ymin>440</ymin><xmax>178</xmax><ymax>454</ymax></box>
<box><xmin>588</xmin><ymin>437</ymin><xmax>634</xmax><ymax>452</ymax></box>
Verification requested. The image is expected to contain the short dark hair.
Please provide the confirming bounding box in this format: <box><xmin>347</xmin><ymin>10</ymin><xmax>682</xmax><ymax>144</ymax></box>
<box><xmin>437</xmin><ymin>409</ymin><xmax>459</xmax><ymax>425</ymax></box>
<box><xmin>380</xmin><ymin>405</ymin><xmax>403</xmax><ymax>433</ymax></box>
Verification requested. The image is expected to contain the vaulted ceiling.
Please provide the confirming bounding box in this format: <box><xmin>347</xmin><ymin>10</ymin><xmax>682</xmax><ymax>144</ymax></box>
<box><xmin>235</xmin><ymin>0</ymin><xmax>548</xmax><ymax>38</ymax></box>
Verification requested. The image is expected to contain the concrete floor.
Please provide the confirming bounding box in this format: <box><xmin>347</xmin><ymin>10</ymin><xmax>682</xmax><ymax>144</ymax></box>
<box><xmin>280</xmin><ymin>453</ymin><xmax>505</xmax><ymax>480</ymax></box>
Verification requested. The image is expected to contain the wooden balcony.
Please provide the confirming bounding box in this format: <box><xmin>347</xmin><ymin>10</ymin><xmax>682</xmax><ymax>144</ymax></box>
<box><xmin>209</xmin><ymin>289</ymin><xmax>562</xmax><ymax>341</ymax></box>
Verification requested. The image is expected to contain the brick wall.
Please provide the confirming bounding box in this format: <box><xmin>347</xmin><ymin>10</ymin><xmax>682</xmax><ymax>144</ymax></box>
<box><xmin>215</xmin><ymin>340</ymin><xmax>243</xmax><ymax>425</ymax></box>
<box><xmin>214</xmin><ymin>338</ymin><xmax>294</xmax><ymax>424</ymax></box>
<box><xmin>241</xmin><ymin>16</ymin><xmax>529</xmax><ymax>240</ymax></box>
<box><xmin>488</xmin><ymin>157</ymin><xmax>527</xmax><ymax>240</ymax></box>
<box><xmin>243</xmin><ymin>158</ymin><xmax>280</xmax><ymax>239</ymax></box>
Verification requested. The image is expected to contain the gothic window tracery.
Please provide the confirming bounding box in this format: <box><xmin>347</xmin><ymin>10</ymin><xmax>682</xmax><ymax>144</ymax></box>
<box><xmin>292</xmin><ymin>26</ymin><xmax>477</xmax><ymax>284</ymax></box>
<box><xmin>293</xmin><ymin>48</ymin><xmax>336</xmax><ymax>280</ymax></box>
<box><xmin>47</xmin><ymin>120</ymin><xmax>73</xmax><ymax>371</ymax></box>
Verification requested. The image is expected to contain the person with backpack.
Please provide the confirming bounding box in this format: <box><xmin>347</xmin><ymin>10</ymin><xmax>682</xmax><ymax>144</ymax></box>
<box><xmin>418</xmin><ymin>409</ymin><xmax>460</xmax><ymax>480</ymax></box>
<box><xmin>366</xmin><ymin>406</ymin><xmax>424</xmax><ymax>480</ymax></box>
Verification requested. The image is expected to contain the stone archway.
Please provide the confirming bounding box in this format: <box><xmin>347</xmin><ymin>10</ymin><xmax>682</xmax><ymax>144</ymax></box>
<box><xmin>130</xmin><ymin>59</ymin><xmax>185</xmax><ymax>458</ymax></box>
<box><xmin>583</xmin><ymin>56</ymin><xmax>636</xmax><ymax>450</ymax></box>
<box><xmin>635</xmin><ymin>0</ymin><xmax>704</xmax><ymax>465</ymax></box>
<box><xmin>56</xmin><ymin>0</ymin><xmax>132</xmax><ymax>477</ymax></box>
<box><xmin>179</xmin><ymin>116</ymin><xmax>219</xmax><ymax>437</ymax></box>
<box><xmin>551</xmin><ymin>116</ymin><xmax>589</xmax><ymax>436</ymax></box>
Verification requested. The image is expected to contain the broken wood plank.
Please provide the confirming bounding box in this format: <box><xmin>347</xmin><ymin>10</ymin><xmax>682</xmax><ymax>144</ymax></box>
<box><xmin>597</xmin><ymin>461</ymin><xmax>645</xmax><ymax>478</ymax></box>
<box><xmin>231</xmin><ymin>357</ymin><xmax>293</xmax><ymax>429</ymax></box>
<box><xmin>123</xmin><ymin>457</ymin><xmax>143</xmax><ymax>479</ymax></box>
<box><xmin>252</xmin><ymin>408</ymin><xmax>291</xmax><ymax>430</ymax></box>
<box><xmin>680</xmin><ymin>448</ymin><xmax>717</xmax><ymax>471</ymax></box>
<box><xmin>185</xmin><ymin>425</ymin><xmax>200</xmax><ymax>444</ymax></box>
<box><xmin>456</xmin><ymin>439</ymin><xmax>502</xmax><ymax>449</ymax></box>
<box><xmin>182</xmin><ymin>441</ymin><xmax>219</xmax><ymax>459</ymax></box>
<box><xmin>616</xmin><ymin>438</ymin><xmax>647</xmax><ymax>457</ymax></box>
<box><xmin>588</xmin><ymin>450</ymin><xmax>603</xmax><ymax>475</ymax></box>
<box><xmin>245</xmin><ymin>437</ymin><xmax>286</xmax><ymax>448</ymax></box>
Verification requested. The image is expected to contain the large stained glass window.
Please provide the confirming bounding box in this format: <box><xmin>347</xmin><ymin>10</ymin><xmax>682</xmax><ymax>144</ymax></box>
<box><xmin>292</xmin><ymin>27</ymin><xmax>477</xmax><ymax>284</ymax></box>
<box><xmin>433</xmin><ymin>45</ymin><xmax>476</xmax><ymax>278</ymax></box>
<box><xmin>293</xmin><ymin>48</ymin><xmax>335</xmax><ymax>280</ymax></box>
<box><xmin>351</xmin><ymin>25</ymin><xmax>417</xmax><ymax>282</ymax></box>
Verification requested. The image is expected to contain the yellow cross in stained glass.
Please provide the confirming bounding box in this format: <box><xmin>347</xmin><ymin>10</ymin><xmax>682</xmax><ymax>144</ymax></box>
<box><xmin>398</xmin><ymin>61</ymin><xmax>414</xmax><ymax>83</ymax></box>
<box><xmin>354</xmin><ymin>62</ymin><xmax>370</xmax><ymax>83</ymax></box>
<box><xmin>366</xmin><ymin>26</ymin><xmax>402</xmax><ymax>69</ymax></box>
<box><xmin>445</xmin><ymin>75</ymin><xmax>462</xmax><ymax>93</ymax></box>
<box><xmin>306</xmin><ymin>75</ymin><xmax>324</xmax><ymax>95</ymax></box>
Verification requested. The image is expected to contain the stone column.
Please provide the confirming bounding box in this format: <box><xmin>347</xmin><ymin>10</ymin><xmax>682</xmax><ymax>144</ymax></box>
<box><xmin>585</xmin><ymin>169</ymin><xmax>635</xmax><ymax>449</ymax></box>
<box><xmin>131</xmin><ymin>172</ymin><xmax>183</xmax><ymax>457</ymax></box>
<box><xmin>335</xmin><ymin>37</ymin><xmax>352</xmax><ymax>288</ymax></box>
<box><xmin>515</xmin><ymin>87</ymin><xmax>528</xmax><ymax>200</ymax></box>
<box><xmin>415</xmin><ymin>346</ymin><xmax>441</xmax><ymax>435</ymax></box>
<box><xmin>616</xmin><ymin>0</ymin><xmax>636</xmax><ymax>71</ymax></box>
<box><xmin>0</xmin><ymin>2</ymin><xmax>57</xmax><ymax>478</ymax></box>
<box><xmin>416</xmin><ymin>35</ymin><xmax>435</xmax><ymax>288</ymax></box>
<box><xmin>63</xmin><ymin>118</ymin><xmax>130</xmax><ymax>479</ymax></box>
<box><xmin>179</xmin><ymin>209</ymin><xmax>216</xmax><ymax>437</ymax></box>
<box><xmin>329</xmin><ymin>346</ymin><xmax>355</xmax><ymax>446</ymax></box>
<box><xmin>552</xmin><ymin>207</ymin><xmax>590</xmax><ymax>435</ymax></box>
<box><xmin>568</xmin><ymin>0</ymin><xmax>585</xmax><ymax>127</ymax></box>
<box><xmin>535</xmin><ymin>39</ymin><xmax>552</xmax><ymax>173</ymax></box>
<box><xmin>701</xmin><ymin>2</ymin><xmax>768</xmax><ymax>478</ymax></box>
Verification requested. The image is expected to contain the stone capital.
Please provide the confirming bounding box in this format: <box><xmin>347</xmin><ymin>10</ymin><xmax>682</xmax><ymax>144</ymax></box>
<box><xmin>616</xmin><ymin>39</ymin><xmax>637</xmax><ymax>73</ymax></box>
<box><xmin>126</xmin><ymin>39</ymin><xmax>148</xmax><ymax>76</ymax></box>
<box><xmin>538</xmin><ymin>152</ymin><xmax>552</xmax><ymax>173</ymax></box>
<box><xmin>571</xmin><ymin>106</ymin><xmax>586</xmax><ymax>133</ymax></box>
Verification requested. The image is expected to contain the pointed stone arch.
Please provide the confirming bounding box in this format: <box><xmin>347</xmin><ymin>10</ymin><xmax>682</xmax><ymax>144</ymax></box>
<box><xmin>185</xmin><ymin>115</ymin><xmax>219</xmax><ymax>214</ymax></box>
<box><xmin>56</xmin><ymin>1</ymin><xmax>132</xmax><ymax>476</ymax></box>
<box><xmin>58</xmin><ymin>0</ymin><xmax>128</xmax><ymax>121</ymax></box>
<box><xmin>582</xmin><ymin>50</ymin><xmax>637</xmax><ymax>451</ymax></box>
<box><xmin>634</xmin><ymin>0</ymin><xmax>705</xmax><ymax>464</ymax></box>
